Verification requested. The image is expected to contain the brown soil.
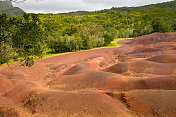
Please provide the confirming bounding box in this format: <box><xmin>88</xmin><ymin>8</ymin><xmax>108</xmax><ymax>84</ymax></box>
<box><xmin>0</xmin><ymin>32</ymin><xmax>176</xmax><ymax>116</ymax></box>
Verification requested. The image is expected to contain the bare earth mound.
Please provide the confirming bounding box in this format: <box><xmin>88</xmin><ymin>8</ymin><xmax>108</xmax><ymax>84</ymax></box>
<box><xmin>147</xmin><ymin>54</ymin><xmax>176</xmax><ymax>63</ymax></box>
<box><xmin>0</xmin><ymin>32</ymin><xmax>176</xmax><ymax>116</ymax></box>
<box><xmin>22</xmin><ymin>90</ymin><xmax>134</xmax><ymax>117</ymax></box>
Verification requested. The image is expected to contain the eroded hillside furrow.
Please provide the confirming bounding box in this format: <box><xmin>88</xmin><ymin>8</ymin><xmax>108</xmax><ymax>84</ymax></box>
<box><xmin>0</xmin><ymin>32</ymin><xmax>176</xmax><ymax>117</ymax></box>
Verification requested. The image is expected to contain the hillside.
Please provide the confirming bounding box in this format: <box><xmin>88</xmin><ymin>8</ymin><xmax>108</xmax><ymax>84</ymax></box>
<box><xmin>0</xmin><ymin>0</ymin><xmax>25</xmax><ymax>16</ymax></box>
<box><xmin>0</xmin><ymin>0</ymin><xmax>13</xmax><ymax>9</ymax></box>
<box><xmin>141</xmin><ymin>0</ymin><xmax>176</xmax><ymax>9</ymax></box>
<box><xmin>110</xmin><ymin>0</ymin><xmax>176</xmax><ymax>12</ymax></box>
<box><xmin>60</xmin><ymin>0</ymin><xmax>176</xmax><ymax>16</ymax></box>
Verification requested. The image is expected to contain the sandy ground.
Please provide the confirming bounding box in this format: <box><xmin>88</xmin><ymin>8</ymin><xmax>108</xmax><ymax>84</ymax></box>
<box><xmin>0</xmin><ymin>32</ymin><xmax>176</xmax><ymax>117</ymax></box>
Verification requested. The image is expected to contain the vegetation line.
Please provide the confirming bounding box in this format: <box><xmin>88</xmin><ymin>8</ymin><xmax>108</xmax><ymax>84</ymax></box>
<box><xmin>40</xmin><ymin>38</ymin><xmax>133</xmax><ymax>60</ymax></box>
<box><xmin>0</xmin><ymin>38</ymin><xmax>125</xmax><ymax>67</ymax></box>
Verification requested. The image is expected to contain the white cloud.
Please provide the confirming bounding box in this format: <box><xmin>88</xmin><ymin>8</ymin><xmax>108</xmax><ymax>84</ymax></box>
<box><xmin>12</xmin><ymin>0</ymin><xmax>173</xmax><ymax>13</ymax></box>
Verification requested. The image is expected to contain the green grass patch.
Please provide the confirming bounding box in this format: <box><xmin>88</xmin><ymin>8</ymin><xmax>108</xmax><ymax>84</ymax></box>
<box><xmin>41</xmin><ymin>51</ymin><xmax>75</xmax><ymax>59</ymax></box>
<box><xmin>0</xmin><ymin>60</ymin><xmax>16</xmax><ymax>67</ymax></box>
<box><xmin>106</xmin><ymin>38</ymin><xmax>133</xmax><ymax>48</ymax></box>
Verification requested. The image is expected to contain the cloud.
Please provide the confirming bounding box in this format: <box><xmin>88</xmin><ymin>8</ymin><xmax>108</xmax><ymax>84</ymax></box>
<box><xmin>12</xmin><ymin>0</ymin><xmax>173</xmax><ymax>13</ymax></box>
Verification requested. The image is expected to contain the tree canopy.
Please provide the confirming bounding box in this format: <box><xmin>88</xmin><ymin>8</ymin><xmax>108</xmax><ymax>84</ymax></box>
<box><xmin>0</xmin><ymin>13</ymin><xmax>45</xmax><ymax>66</ymax></box>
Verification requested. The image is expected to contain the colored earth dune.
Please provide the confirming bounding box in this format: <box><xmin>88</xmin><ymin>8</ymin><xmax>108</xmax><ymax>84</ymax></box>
<box><xmin>0</xmin><ymin>32</ymin><xmax>176</xmax><ymax>117</ymax></box>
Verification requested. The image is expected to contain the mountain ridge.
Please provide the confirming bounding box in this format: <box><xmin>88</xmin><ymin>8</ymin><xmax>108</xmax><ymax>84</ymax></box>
<box><xmin>59</xmin><ymin>0</ymin><xmax>176</xmax><ymax>16</ymax></box>
<box><xmin>0</xmin><ymin>0</ymin><xmax>25</xmax><ymax>16</ymax></box>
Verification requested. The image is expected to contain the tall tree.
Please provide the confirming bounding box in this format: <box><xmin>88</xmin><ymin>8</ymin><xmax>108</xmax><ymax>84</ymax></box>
<box><xmin>0</xmin><ymin>13</ymin><xmax>45</xmax><ymax>66</ymax></box>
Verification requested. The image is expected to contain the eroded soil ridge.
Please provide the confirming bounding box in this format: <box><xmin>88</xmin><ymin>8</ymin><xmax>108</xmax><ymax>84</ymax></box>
<box><xmin>0</xmin><ymin>32</ymin><xmax>176</xmax><ymax>117</ymax></box>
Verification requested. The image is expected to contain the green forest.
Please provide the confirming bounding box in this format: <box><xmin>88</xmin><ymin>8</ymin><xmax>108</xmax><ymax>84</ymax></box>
<box><xmin>0</xmin><ymin>0</ymin><xmax>176</xmax><ymax>66</ymax></box>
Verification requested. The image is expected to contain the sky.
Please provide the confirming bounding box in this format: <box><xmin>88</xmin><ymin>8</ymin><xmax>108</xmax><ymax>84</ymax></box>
<box><xmin>13</xmin><ymin>0</ymin><xmax>173</xmax><ymax>13</ymax></box>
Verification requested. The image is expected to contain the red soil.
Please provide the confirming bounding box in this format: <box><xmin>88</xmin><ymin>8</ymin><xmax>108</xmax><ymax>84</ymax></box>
<box><xmin>127</xmin><ymin>32</ymin><xmax>176</xmax><ymax>45</ymax></box>
<box><xmin>147</xmin><ymin>54</ymin><xmax>176</xmax><ymax>63</ymax></box>
<box><xmin>0</xmin><ymin>32</ymin><xmax>176</xmax><ymax>116</ymax></box>
<box><xmin>123</xmin><ymin>90</ymin><xmax>176</xmax><ymax>117</ymax></box>
<box><xmin>22</xmin><ymin>90</ymin><xmax>134</xmax><ymax>117</ymax></box>
<box><xmin>49</xmin><ymin>70</ymin><xmax>120</xmax><ymax>90</ymax></box>
<box><xmin>0</xmin><ymin>79</ymin><xmax>13</xmax><ymax>94</ymax></box>
<box><xmin>103</xmin><ymin>60</ymin><xmax>176</xmax><ymax>75</ymax></box>
<box><xmin>103</xmin><ymin>76</ymin><xmax>176</xmax><ymax>91</ymax></box>
<box><xmin>4</xmin><ymin>81</ymin><xmax>44</xmax><ymax>102</ymax></box>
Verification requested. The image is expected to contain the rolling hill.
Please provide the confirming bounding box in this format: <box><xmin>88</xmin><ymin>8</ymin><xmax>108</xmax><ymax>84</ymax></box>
<box><xmin>60</xmin><ymin>0</ymin><xmax>176</xmax><ymax>16</ymax></box>
<box><xmin>0</xmin><ymin>0</ymin><xmax>25</xmax><ymax>16</ymax></box>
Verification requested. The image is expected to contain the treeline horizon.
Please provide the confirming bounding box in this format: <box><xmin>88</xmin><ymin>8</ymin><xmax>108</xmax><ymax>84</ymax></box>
<box><xmin>40</xmin><ymin>6</ymin><xmax>176</xmax><ymax>53</ymax></box>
